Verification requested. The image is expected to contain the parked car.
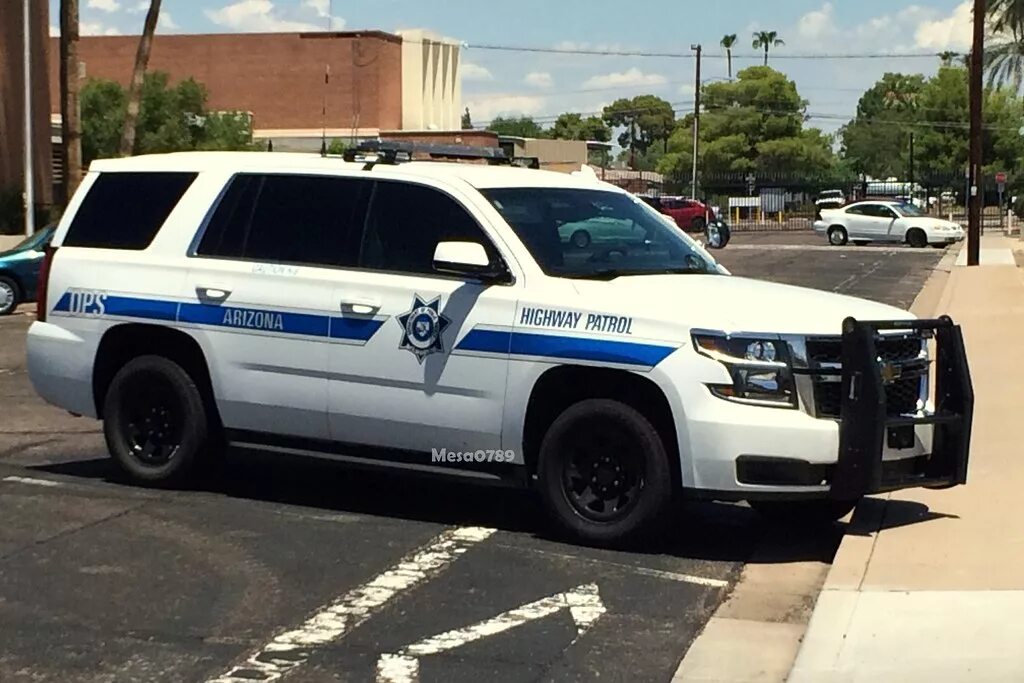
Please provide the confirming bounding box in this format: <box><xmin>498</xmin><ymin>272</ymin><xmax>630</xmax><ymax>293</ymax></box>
<box><xmin>639</xmin><ymin>195</ymin><xmax>716</xmax><ymax>231</ymax></box>
<box><xmin>0</xmin><ymin>225</ymin><xmax>56</xmax><ymax>315</ymax></box>
<box><xmin>815</xmin><ymin>189</ymin><xmax>846</xmax><ymax>208</ymax></box>
<box><xmin>814</xmin><ymin>201</ymin><xmax>964</xmax><ymax>248</ymax></box>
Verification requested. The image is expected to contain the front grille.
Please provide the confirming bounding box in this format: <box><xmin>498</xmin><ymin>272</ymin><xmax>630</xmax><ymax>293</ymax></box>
<box><xmin>805</xmin><ymin>335</ymin><xmax>925</xmax><ymax>419</ymax></box>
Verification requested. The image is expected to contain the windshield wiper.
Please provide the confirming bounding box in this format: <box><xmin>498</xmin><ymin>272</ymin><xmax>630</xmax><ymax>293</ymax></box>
<box><xmin>565</xmin><ymin>267</ymin><xmax>707</xmax><ymax>281</ymax></box>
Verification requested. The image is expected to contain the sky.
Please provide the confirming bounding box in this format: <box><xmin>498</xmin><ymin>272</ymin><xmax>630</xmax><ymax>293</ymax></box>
<box><xmin>47</xmin><ymin>0</ymin><xmax>976</xmax><ymax>135</ymax></box>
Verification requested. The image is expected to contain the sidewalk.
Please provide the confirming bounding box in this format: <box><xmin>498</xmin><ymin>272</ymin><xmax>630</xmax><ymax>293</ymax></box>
<box><xmin>790</xmin><ymin>233</ymin><xmax>1024</xmax><ymax>682</ymax></box>
<box><xmin>0</xmin><ymin>235</ymin><xmax>24</xmax><ymax>251</ymax></box>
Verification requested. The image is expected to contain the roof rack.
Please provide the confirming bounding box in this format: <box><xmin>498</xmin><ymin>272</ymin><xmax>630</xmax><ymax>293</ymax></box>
<box><xmin>339</xmin><ymin>140</ymin><xmax>539</xmax><ymax>170</ymax></box>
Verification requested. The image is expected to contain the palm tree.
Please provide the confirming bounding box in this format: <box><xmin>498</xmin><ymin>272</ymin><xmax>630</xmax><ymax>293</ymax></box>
<box><xmin>59</xmin><ymin>0</ymin><xmax>83</xmax><ymax>197</ymax></box>
<box><xmin>119</xmin><ymin>0</ymin><xmax>162</xmax><ymax>156</ymax></box>
<box><xmin>938</xmin><ymin>51</ymin><xmax>959</xmax><ymax>67</ymax></box>
<box><xmin>986</xmin><ymin>32</ymin><xmax>1024</xmax><ymax>91</ymax></box>
<box><xmin>882</xmin><ymin>76</ymin><xmax>920</xmax><ymax>112</ymax></box>
<box><xmin>752</xmin><ymin>30</ymin><xmax>785</xmax><ymax>66</ymax></box>
<box><xmin>720</xmin><ymin>34</ymin><xmax>737</xmax><ymax>80</ymax></box>
<box><xmin>990</xmin><ymin>0</ymin><xmax>1024</xmax><ymax>34</ymax></box>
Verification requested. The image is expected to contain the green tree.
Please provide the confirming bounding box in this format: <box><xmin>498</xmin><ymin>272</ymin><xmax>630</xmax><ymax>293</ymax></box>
<box><xmin>602</xmin><ymin>95</ymin><xmax>675</xmax><ymax>160</ymax></box>
<box><xmin>985</xmin><ymin>36</ymin><xmax>1024</xmax><ymax>91</ymax></box>
<box><xmin>752</xmin><ymin>30</ymin><xmax>785</xmax><ymax>66</ymax></box>
<box><xmin>720</xmin><ymin>34</ymin><xmax>738</xmax><ymax>80</ymax></box>
<box><xmin>325</xmin><ymin>139</ymin><xmax>348</xmax><ymax>155</ymax></box>
<box><xmin>550</xmin><ymin>113</ymin><xmax>611</xmax><ymax>142</ymax></box>
<box><xmin>79</xmin><ymin>71</ymin><xmax>256</xmax><ymax>163</ymax></box>
<box><xmin>939</xmin><ymin>51</ymin><xmax>960</xmax><ymax>68</ymax></box>
<box><xmin>461</xmin><ymin>107</ymin><xmax>473</xmax><ymax>130</ymax></box>
<box><xmin>657</xmin><ymin>66</ymin><xmax>832</xmax><ymax>178</ymax></box>
<box><xmin>839</xmin><ymin>73</ymin><xmax>925</xmax><ymax>177</ymax></box>
<box><xmin>487</xmin><ymin>115</ymin><xmax>546</xmax><ymax>138</ymax></box>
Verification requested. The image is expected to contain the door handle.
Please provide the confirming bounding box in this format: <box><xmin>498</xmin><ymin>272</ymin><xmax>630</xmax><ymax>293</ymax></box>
<box><xmin>197</xmin><ymin>287</ymin><xmax>232</xmax><ymax>304</ymax></box>
<box><xmin>340</xmin><ymin>297</ymin><xmax>381</xmax><ymax>316</ymax></box>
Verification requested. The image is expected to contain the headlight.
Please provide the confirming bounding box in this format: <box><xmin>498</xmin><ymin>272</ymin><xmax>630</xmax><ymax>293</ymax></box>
<box><xmin>691</xmin><ymin>331</ymin><xmax>797</xmax><ymax>408</ymax></box>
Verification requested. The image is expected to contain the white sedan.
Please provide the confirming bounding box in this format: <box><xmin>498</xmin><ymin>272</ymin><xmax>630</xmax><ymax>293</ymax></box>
<box><xmin>814</xmin><ymin>200</ymin><xmax>965</xmax><ymax>248</ymax></box>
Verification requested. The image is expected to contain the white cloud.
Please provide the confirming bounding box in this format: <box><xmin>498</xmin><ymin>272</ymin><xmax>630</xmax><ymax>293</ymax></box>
<box><xmin>582</xmin><ymin>68</ymin><xmax>666</xmax><ymax>89</ymax></box>
<box><xmin>461</xmin><ymin>62</ymin><xmax>494</xmax><ymax>81</ymax></box>
<box><xmin>797</xmin><ymin>2</ymin><xmax>838</xmax><ymax>43</ymax></box>
<box><xmin>465</xmin><ymin>94</ymin><xmax>546</xmax><ymax>122</ymax></box>
<box><xmin>301</xmin><ymin>0</ymin><xmax>344</xmax><ymax>29</ymax></box>
<box><xmin>524</xmin><ymin>72</ymin><xmax>553</xmax><ymax>89</ymax></box>
<box><xmin>87</xmin><ymin>0</ymin><xmax>121</xmax><ymax>12</ymax></box>
<box><xmin>205</xmin><ymin>0</ymin><xmax>327</xmax><ymax>32</ymax></box>
<box><xmin>159</xmin><ymin>11</ymin><xmax>179</xmax><ymax>30</ymax></box>
<box><xmin>126</xmin><ymin>1</ymin><xmax>148</xmax><ymax>13</ymax></box>
<box><xmin>80</xmin><ymin>21</ymin><xmax>122</xmax><ymax>36</ymax></box>
<box><xmin>915</xmin><ymin>1</ymin><xmax>972</xmax><ymax>50</ymax></box>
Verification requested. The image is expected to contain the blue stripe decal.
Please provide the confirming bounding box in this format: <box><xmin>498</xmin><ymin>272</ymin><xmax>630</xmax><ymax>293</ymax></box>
<box><xmin>329</xmin><ymin>317</ymin><xmax>386</xmax><ymax>341</ymax></box>
<box><xmin>104</xmin><ymin>296</ymin><xmax>179</xmax><ymax>321</ymax></box>
<box><xmin>178</xmin><ymin>302</ymin><xmax>330</xmax><ymax>337</ymax></box>
<box><xmin>456</xmin><ymin>328</ymin><xmax>677</xmax><ymax>367</ymax></box>
<box><xmin>53</xmin><ymin>292</ymin><xmax>71</xmax><ymax>312</ymax></box>
<box><xmin>455</xmin><ymin>329</ymin><xmax>513</xmax><ymax>354</ymax></box>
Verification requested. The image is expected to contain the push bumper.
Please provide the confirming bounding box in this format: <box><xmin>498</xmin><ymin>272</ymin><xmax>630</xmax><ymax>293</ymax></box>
<box><xmin>830</xmin><ymin>316</ymin><xmax>973</xmax><ymax>499</ymax></box>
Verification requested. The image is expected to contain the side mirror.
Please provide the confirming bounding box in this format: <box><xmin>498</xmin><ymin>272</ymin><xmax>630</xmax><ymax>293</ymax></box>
<box><xmin>433</xmin><ymin>241</ymin><xmax>507</xmax><ymax>282</ymax></box>
<box><xmin>704</xmin><ymin>221</ymin><xmax>731</xmax><ymax>249</ymax></box>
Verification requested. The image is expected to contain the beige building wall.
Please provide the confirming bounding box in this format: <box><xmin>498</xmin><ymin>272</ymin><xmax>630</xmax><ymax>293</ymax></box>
<box><xmin>398</xmin><ymin>29</ymin><xmax>461</xmax><ymax>131</ymax></box>
<box><xmin>510</xmin><ymin>138</ymin><xmax>588</xmax><ymax>173</ymax></box>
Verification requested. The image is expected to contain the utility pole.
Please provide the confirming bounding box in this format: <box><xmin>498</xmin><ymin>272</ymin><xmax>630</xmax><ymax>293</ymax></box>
<box><xmin>60</xmin><ymin>0</ymin><xmax>83</xmax><ymax>201</ymax></box>
<box><xmin>967</xmin><ymin>0</ymin><xmax>985</xmax><ymax>266</ymax></box>
<box><xmin>22</xmin><ymin>0</ymin><xmax>35</xmax><ymax>237</ymax></box>
<box><xmin>908</xmin><ymin>132</ymin><xmax>915</xmax><ymax>200</ymax></box>
<box><xmin>691</xmin><ymin>43</ymin><xmax>701</xmax><ymax>199</ymax></box>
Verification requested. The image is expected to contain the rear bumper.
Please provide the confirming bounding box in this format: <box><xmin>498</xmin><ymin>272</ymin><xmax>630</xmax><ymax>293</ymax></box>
<box><xmin>26</xmin><ymin>321</ymin><xmax>97</xmax><ymax>418</ymax></box>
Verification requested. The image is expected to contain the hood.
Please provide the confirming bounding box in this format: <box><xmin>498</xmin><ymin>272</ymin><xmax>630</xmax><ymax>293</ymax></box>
<box><xmin>571</xmin><ymin>274</ymin><xmax>911</xmax><ymax>337</ymax></box>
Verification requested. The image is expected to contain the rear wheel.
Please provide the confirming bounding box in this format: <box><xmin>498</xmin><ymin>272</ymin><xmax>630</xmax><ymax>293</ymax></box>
<box><xmin>691</xmin><ymin>216</ymin><xmax>707</xmax><ymax>231</ymax></box>
<box><xmin>749</xmin><ymin>497</ymin><xmax>861</xmax><ymax>526</ymax></box>
<box><xmin>537</xmin><ymin>399</ymin><xmax>672</xmax><ymax>546</ymax></box>
<box><xmin>0</xmin><ymin>276</ymin><xmax>20</xmax><ymax>316</ymax></box>
<box><xmin>103</xmin><ymin>355</ymin><xmax>212</xmax><ymax>486</ymax></box>
<box><xmin>570</xmin><ymin>229</ymin><xmax>592</xmax><ymax>249</ymax></box>
<box><xmin>827</xmin><ymin>226</ymin><xmax>848</xmax><ymax>246</ymax></box>
<box><xmin>906</xmin><ymin>228</ymin><xmax>928</xmax><ymax>248</ymax></box>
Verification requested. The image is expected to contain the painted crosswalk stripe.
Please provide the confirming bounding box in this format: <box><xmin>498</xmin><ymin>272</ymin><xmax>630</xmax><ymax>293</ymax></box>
<box><xmin>207</xmin><ymin>526</ymin><xmax>496</xmax><ymax>683</ymax></box>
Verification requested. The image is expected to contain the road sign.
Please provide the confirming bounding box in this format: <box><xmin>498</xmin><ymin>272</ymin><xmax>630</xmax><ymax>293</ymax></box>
<box><xmin>376</xmin><ymin>583</ymin><xmax>607</xmax><ymax>683</ymax></box>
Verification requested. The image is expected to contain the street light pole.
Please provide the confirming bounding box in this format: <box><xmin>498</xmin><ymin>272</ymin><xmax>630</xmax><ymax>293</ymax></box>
<box><xmin>22</xmin><ymin>0</ymin><xmax>35</xmax><ymax>237</ymax></box>
<box><xmin>691</xmin><ymin>43</ymin><xmax>701</xmax><ymax>199</ymax></box>
<box><xmin>967</xmin><ymin>0</ymin><xmax>985</xmax><ymax>266</ymax></box>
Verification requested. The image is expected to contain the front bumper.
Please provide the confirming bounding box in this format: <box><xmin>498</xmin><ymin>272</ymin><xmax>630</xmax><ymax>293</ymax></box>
<box><xmin>683</xmin><ymin>317</ymin><xmax>973</xmax><ymax>500</ymax></box>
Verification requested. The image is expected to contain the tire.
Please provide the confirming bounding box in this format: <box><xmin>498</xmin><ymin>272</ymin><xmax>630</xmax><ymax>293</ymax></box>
<box><xmin>570</xmin><ymin>229</ymin><xmax>592</xmax><ymax>249</ymax></box>
<box><xmin>906</xmin><ymin>228</ymin><xmax>928</xmax><ymax>248</ymax></box>
<box><xmin>537</xmin><ymin>399</ymin><xmax>673</xmax><ymax>546</ymax></box>
<box><xmin>691</xmin><ymin>216</ymin><xmax>707</xmax><ymax>232</ymax></box>
<box><xmin>0</xmin><ymin>276</ymin><xmax>20</xmax><ymax>316</ymax></box>
<box><xmin>749</xmin><ymin>497</ymin><xmax>861</xmax><ymax>526</ymax></box>
<box><xmin>827</xmin><ymin>226</ymin><xmax>848</xmax><ymax>246</ymax></box>
<box><xmin>103</xmin><ymin>355</ymin><xmax>211</xmax><ymax>487</ymax></box>
<box><xmin>852</xmin><ymin>240</ymin><xmax>869</xmax><ymax>246</ymax></box>
<box><xmin>930</xmin><ymin>243</ymin><xmax>947</xmax><ymax>249</ymax></box>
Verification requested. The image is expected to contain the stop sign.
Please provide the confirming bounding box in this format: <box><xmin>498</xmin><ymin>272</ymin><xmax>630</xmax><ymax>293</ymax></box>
<box><xmin>996</xmin><ymin>171</ymin><xmax>1008</xmax><ymax>184</ymax></box>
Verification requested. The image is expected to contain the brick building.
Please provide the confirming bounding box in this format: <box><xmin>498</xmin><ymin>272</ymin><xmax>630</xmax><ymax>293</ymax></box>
<box><xmin>46</xmin><ymin>28</ymin><xmax>462</xmax><ymax>151</ymax></box>
<box><xmin>0</xmin><ymin>1</ymin><xmax>54</xmax><ymax>228</ymax></box>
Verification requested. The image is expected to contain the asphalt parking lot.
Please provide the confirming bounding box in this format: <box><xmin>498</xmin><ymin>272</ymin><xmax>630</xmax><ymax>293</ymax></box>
<box><xmin>0</xmin><ymin>232</ymin><xmax>946</xmax><ymax>682</ymax></box>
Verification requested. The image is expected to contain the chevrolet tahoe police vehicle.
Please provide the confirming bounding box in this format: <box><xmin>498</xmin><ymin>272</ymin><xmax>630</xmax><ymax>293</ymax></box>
<box><xmin>26</xmin><ymin>141</ymin><xmax>974</xmax><ymax>545</ymax></box>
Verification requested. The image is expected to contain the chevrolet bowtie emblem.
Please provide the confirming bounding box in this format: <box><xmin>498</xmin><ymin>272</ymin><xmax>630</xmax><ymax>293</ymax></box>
<box><xmin>878</xmin><ymin>361</ymin><xmax>902</xmax><ymax>385</ymax></box>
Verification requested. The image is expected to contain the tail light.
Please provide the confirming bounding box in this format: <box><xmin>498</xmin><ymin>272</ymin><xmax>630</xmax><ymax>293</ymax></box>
<box><xmin>36</xmin><ymin>246</ymin><xmax>56</xmax><ymax>322</ymax></box>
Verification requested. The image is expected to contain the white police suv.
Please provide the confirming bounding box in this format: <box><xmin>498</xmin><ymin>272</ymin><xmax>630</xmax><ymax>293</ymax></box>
<box><xmin>26</xmin><ymin>142</ymin><xmax>974</xmax><ymax>545</ymax></box>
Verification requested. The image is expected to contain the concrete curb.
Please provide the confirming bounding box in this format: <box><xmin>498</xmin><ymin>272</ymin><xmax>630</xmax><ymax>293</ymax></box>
<box><xmin>785</xmin><ymin>243</ymin><xmax>965</xmax><ymax>680</ymax></box>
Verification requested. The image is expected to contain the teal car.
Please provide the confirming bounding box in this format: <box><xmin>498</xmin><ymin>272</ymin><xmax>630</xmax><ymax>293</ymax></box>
<box><xmin>0</xmin><ymin>226</ymin><xmax>56</xmax><ymax>316</ymax></box>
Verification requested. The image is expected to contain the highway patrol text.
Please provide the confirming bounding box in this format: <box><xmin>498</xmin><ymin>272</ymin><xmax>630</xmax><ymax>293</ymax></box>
<box><xmin>520</xmin><ymin>307</ymin><xmax>633</xmax><ymax>334</ymax></box>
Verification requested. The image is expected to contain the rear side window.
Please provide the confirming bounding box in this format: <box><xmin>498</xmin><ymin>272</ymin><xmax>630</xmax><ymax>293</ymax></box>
<box><xmin>197</xmin><ymin>174</ymin><xmax>371</xmax><ymax>268</ymax></box>
<box><xmin>64</xmin><ymin>172</ymin><xmax>196</xmax><ymax>250</ymax></box>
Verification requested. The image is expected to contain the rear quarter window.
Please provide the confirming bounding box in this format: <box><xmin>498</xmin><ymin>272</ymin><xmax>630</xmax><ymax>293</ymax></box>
<box><xmin>63</xmin><ymin>172</ymin><xmax>197</xmax><ymax>250</ymax></box>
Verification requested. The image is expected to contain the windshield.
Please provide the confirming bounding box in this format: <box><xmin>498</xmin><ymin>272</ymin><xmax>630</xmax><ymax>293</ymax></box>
<box><xmin>5</xmin><ymin>225</ymin><xmax>54</xmax><ymax>253</ymax></box>
<box><xmin>482</xmin><ymin>188</ymin><xmax>718</xmax><ymax>279</ymax></box>
<box><xmin>896</xmin><ymin>203</ymin><xmax>925</xmax><ymax>217</ymax></box>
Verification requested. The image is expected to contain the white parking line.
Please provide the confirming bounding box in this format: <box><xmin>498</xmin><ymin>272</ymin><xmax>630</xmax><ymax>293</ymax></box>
<box><xmin>2</xmin><ymin>475</ymin><xmax>62</xmax><ymax>487</ymax></box>
<box><xmin>207</xmin><ymin>526</ymin><xmax>496</xmax><ymax>683</ymax></box>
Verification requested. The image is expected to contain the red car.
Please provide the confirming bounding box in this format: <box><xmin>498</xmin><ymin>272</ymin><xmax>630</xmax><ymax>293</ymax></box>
<box><xmin>640</xmin><ymin>195</ymin><xmax>716</xmax><ymax>231</ymax></box>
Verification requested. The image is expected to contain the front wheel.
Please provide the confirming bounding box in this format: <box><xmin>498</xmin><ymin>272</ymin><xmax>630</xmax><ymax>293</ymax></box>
<box><xmin>570</xmin><ymin>229</ymin><xmax>592</xmax><ymax>249</ymax></box>
<box><xmin>103</xmin><ymin>355</ymin><xmax>212</xmax><ymax>487</ymax></box>
<box><xmin>0</xmin><ymin>276</ymin><xmax>20</xmax><ymax>316</ymax></box>
<box><xmin>537</xmin><ymin>399</ymin><xmax>672</xmax><ymax>546</ymax></box>
<box><xmin>749</xmin><ymin>497</ymin><xmax>861</xmax><ymax>526</ymax></box>
<box><xmin>906</xmin><ymin>228</ymin><xmax>928</xmax><ymax>248</ymax></box>
<box><xmin>691</xmin><ymin>216</ymin><xmax>707</xmax><ymax>232</ymax></box>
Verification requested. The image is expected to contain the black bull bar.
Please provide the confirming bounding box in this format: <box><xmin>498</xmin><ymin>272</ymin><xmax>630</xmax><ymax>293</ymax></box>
<box><xmin>831</xmin><ymin>316</ymin><xmax>974</xmax><ymax>500</ymax></box>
